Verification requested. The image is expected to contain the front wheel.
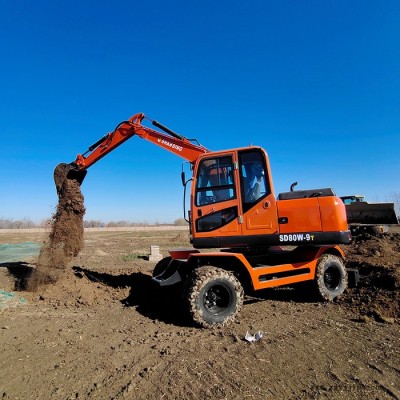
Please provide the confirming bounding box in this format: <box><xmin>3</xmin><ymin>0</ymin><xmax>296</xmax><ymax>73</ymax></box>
<box><xmin>315</xmin><ymin>254</ymin><xmax>348</xmax><ymax>301</ymax></box>
<box><xmin>184</xmin><ymin>266</ymin><xmax>244</xmax><ymax>328</ymax></box>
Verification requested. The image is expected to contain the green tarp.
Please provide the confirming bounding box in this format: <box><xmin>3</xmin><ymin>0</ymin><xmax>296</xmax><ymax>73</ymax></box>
<box><xmin>0</xmin><ymin>242</ymin><xmax>41</xmax><ymax>263</ymax></box>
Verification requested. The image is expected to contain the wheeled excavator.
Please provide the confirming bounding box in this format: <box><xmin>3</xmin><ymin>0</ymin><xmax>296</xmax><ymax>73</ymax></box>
<box><xmin>55</xmin><ymin>113</ymin><xmax>353</xmax><ymax>327</ymax></box>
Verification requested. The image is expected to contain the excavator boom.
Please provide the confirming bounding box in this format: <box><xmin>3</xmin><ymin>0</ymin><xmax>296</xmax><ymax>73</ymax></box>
<box><xmin>54</xmin><ymin>113</ymin><xmax>209</xmax><ymax>190</ymax></box>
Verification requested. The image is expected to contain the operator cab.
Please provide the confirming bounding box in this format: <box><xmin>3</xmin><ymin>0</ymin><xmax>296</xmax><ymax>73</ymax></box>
<box><xmin>189</xmin><ymin>147</ymin><xmax>350</xmax><ymax>249</ymax></box>
<box><xmin>190</xmin><ymin>147</ymin><xmax>279</xmax><ymax>248</ymax></box>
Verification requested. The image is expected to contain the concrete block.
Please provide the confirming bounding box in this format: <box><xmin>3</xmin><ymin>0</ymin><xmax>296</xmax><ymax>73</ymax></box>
<box><xmin>148</xmin><ymin>245</ymin><xmax>163</xmax><ymax>262</ymax></box>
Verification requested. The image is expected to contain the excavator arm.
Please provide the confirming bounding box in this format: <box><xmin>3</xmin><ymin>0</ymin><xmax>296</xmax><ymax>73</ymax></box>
<box><xmin>54</xmin><ymin>113</ymin><xmax>209</xmax><ymax>191</ymax></box>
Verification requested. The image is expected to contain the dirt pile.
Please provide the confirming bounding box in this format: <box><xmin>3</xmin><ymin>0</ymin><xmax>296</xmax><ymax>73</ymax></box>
<box><xmin>28</xmin><ymin>171</ymin><xmax>85</xmax><ymax>290</ymax></box>
<box><xmin>35</xmin><ymin>267</ymin><xmax>130</xmax><ymax>307</ymax></box>
<box><xmin>342</xmin><ymin>232</ymin><xmax>400</xmax><ymax>320</ymax></box>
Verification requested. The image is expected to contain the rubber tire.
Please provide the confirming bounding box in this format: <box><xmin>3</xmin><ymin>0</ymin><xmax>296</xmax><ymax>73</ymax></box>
<box><xmin>152</xmin><ymin>257</ymin><xmax>172</xmax><ymax>278</ymax></box>
<box><xmin>184</xmin><ymin>266</ymin><xmax>244</xmax><ymax>328</ymax></box>
<box><xmin>315</xmin><ymin>254</ymin><xmax>348</xmax><ymax>301</ymax></box>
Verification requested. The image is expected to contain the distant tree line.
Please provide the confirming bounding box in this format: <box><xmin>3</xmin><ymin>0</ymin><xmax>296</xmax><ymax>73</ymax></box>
<box><xmin>84</xmin><ymin>218</ymin><xmax>188</xmax><ymax>228</ymax></box>
<box><xmin>0</xmin><ymin>218</ymin><xmax>50</xmax><ymax>229</ymax></box>
<box><xmin>0</xmin><ymin>217</ymin><xmax>188</xmax><ymax>229</ymax></box>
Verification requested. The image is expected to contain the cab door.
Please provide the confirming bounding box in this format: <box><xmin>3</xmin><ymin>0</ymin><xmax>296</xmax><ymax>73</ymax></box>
<box><xmin>238</xmin><ymin>149</ymin><xmax>279</xmax><ymax>235</ymax></box>
<box><xmin>192</xmin><ymin>152</ymin><xmax>241</xmax><ymax>238</ymax></box>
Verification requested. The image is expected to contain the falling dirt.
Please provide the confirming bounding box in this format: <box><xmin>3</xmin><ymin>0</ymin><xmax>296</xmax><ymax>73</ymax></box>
<box><xmin>27</xmin><ymin>170</ymin><xmax>85</xmax><ymax>290</ymax></box>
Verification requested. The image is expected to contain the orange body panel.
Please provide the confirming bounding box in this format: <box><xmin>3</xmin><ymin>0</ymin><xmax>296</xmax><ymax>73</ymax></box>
<box><xmin>277</xmin><ymin>196</ymin><xmax>348</xmax><ymax>233</ymax></box>
<box><xmin>186</xmin><ymin>245</ymin><xmax>344</xmax><ymax>291</ymax></box>
<box><xmin>251</xmin><ymin>260</ymin><xmax>317</xmax><ymax>290</ymax></box>
<box><xmin>318</xmin><ymin>196</ymin><xmax>349</xmax><ymax>231</ymax></box>
<box><xmin>277</xmin><ymin>198</ymin><xmax>322</xmax><ymax>233</ymax></box>
<box><xmin>242</xmin><ymin>193</ymin><xmax>279</xmax><ymax>235</ymax></box>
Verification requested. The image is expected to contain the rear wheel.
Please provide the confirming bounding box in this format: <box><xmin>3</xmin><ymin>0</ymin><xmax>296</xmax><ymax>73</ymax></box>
<box><xmin>184</xmin><ymin>266</ymin><xmax>244</xmax><ymax>328</ymax></box>
<box><xmin>315</xmin><ymin>254</ymin><xmax>348</xmax><ymax>301</ymax></box>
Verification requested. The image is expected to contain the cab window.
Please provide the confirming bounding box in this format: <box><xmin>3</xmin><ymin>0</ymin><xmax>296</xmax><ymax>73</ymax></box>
<box><xmin>195</xmin><ymin>156</ymin><xmax>235</xmax><ymax>206</ymax></box>
<box><xmin>239</xmin><ymin>150</ymin><xmax>269</xmax><ymax>212</ymax></box>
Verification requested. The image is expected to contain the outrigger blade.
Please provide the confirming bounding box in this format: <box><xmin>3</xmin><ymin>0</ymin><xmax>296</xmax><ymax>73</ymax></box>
<box><xmin>54</xmin><ymin>163</ymin><xmax>87</xmax><ymax>193</ymax></box>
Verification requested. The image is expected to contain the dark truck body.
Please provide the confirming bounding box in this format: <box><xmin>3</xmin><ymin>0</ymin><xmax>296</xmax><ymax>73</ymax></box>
<box><xmin>340</xmin><ymin>195</ymin><xmax>398</xmax><ymax>234</ymax></box>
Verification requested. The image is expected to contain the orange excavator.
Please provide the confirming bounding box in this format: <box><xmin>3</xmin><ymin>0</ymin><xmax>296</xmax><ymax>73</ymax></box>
<box><xmin>55</xmin><ymin>113</ymin><xmax>353</xmax><ymax>327</ymax></box>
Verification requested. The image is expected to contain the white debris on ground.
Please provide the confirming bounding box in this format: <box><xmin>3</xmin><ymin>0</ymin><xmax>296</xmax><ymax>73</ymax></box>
<box><xmin>244</xmin><ymin>331</ymin><xmax>264</xmax><ymax>343</ymax></box>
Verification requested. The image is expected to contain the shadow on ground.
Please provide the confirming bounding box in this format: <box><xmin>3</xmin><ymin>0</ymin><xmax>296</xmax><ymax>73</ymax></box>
<box><xmin>245</xmin><ymin>284</ymin><xmax>321</xmax><ymax>305</ymax></box>
<box><xmin>1</xmin><ymin>262</ymin><xmax>323</xmax><ymax>325</ymax></box>
<box><xmin>72</xmin><ymin>266</ymin><xmax>191</xmax><ymax>327</ymax></box>
<box><xmin>0</xmin><ymin>262</ymin><xmax>35</xmax><ymax>290</ymax></box>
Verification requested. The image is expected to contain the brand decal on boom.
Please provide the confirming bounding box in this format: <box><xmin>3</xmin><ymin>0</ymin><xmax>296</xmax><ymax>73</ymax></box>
<box><xmin>158</xmin><ymin>138</ymin><xmax>183</xmax><ymax>152</ymax></box>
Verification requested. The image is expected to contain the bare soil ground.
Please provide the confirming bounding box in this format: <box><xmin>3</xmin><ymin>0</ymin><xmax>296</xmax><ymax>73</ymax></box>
<box><xmin>0</xmin><ymin>229</ymin><xmax>399</xmax><ymax>400</ymax></box>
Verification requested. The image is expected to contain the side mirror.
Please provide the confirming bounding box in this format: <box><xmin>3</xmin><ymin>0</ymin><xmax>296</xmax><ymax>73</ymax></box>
<box><xmin>181</xmin><ymin>171</ymin><xmax>186</xmax><ymax>186</ymax></box>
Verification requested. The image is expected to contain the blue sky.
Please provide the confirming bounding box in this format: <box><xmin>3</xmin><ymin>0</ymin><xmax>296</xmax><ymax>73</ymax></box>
<box><xmin>1</xmin><ymin>0</ymin><xmax>399</xmax><ymax>223</ymax></box>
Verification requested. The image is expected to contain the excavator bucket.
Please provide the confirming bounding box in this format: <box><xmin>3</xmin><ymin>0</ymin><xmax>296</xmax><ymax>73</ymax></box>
<box><xmin>345</xmin><ymin>202</ymin><xmax>398</xmax><ymax>224</ymax></box>
<box><xmin>54</xmin><ymin>163</ymin><xmax>87</xmax><ymax>193</ymax></box>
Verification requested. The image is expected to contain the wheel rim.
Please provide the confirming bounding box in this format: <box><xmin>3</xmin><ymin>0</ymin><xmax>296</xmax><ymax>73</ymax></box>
<box><xmin>203</xmin><ymin>284</ymin><xmax>231</xmax><ymax>314</ymax></box>
<box><xmin>324</xmin><ymin>266</ymin><xmax>341</xmax><ymax>291</ymax></box>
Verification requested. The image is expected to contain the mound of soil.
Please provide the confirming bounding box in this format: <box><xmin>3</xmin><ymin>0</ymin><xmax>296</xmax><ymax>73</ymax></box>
<box><xmin>342</xmin><ymin>232</ymin><xmax>400</xmax><ymax>321</ymax></box>
<box><xmin>36</xmin><ymin>267</ymin><xmax>130</xmax><ymax>308</ymax></box>
<box><xmin>28</xmin><ymin>171</ymin><xmax>85</xmax><ymax>290</ymax></box>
